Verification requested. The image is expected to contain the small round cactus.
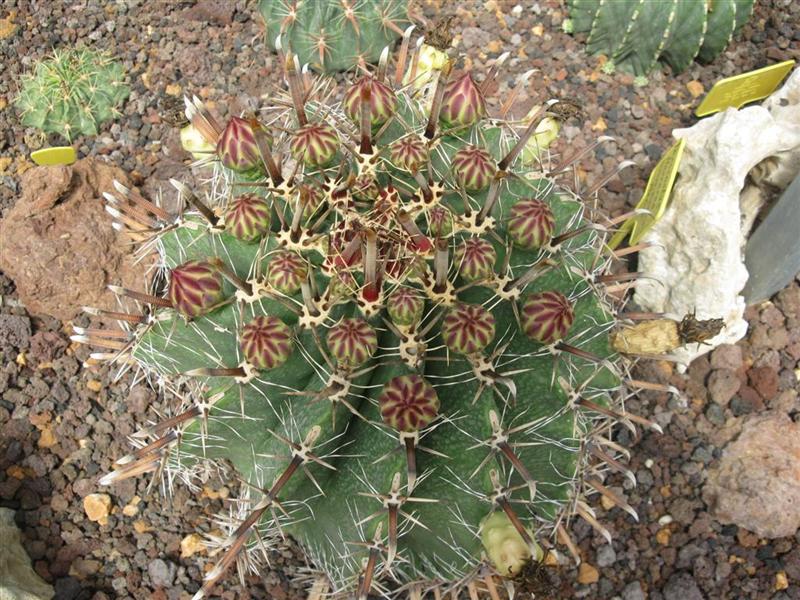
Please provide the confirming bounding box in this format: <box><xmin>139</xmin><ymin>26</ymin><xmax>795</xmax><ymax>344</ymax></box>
<box><xmin>83</xmin><ymin>31</ymin><xmax>666</xmax><ymax>600</ymax></box>
<box><xmin>15</xmin><ymin>48</ymin><xmax>129</xmax><ymax>141</ymax></box>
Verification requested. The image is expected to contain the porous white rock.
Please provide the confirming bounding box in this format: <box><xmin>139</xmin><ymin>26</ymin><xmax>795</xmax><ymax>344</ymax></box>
<box><xmin>0</xmin><ymin>508</ymin><xmax>55</xmax><ymax>600</ymax></box>
<box><xmin>635</xmin><ymin>69</ymin><xmax>800</xmax><ymax>367</ymax></box>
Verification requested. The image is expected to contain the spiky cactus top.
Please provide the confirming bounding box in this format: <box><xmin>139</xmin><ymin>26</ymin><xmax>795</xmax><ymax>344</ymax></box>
<box><xmin>15</xmin><ymin>48</ymin><xmax>129</xmax><ymax>140</ymax></box>
<box><xmin>85</xmin><ymin>34</ymin><xmax>665</xmax><ymax>600</ymax></box>
<box><xmin>259</xmin><ymin>0</ymin><xmax>409</xmax><ymax>72</ymax></box>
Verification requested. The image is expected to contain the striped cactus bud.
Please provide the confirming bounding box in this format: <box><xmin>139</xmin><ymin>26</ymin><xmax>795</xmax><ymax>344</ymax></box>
<box><xmin>343</xmin><ymin>76</ymin><xmax>397</xmax><ymax>127</ymax></box>
<box><xmin>169</xmin><ymin>260</ymin><xmax>225</xmax><ymax>319</ymax></box>
<box><xmin>379</xmin><ymin>374</ymin><xmax>440</xmax><ymax>433</ymax></box>
<box><xmin>216</xmin><ymin>117</ymin><xmax>263</xmax><ymax>173</ymax></box>
<box><xmin>452</xmin><ymin>145</ymin><xmax>495</xmax><ymax>191</ymax></box>
<box><xmin>266</xmin><ymin>250</ymin><xmax>308</xmax><ymax>295</ymax></box>
<box><xmin>455</xmin><ymin>237</ymin><xmax>497</xmax><ymax>281</ymax></box>
<box><xmin>291</xmin><ymin>122</ymin><xmax>339</xmax><ymax>167</ymax></box>
<box><xmin>428</xmin><ymin>206</ymin><xmax>454</xmax><ymax>237</ymax></box>
<box><xmin>442</xmin><ymin>303</ymin><xmax>496</xmax><ymax>355</ymax></box>
<box><xmin>520</xmin><ymin>291</ymin><xmax>574</xmax><ymax>344</ymax></box>
<box><xmin>440</xmin><ymin>74</ymin><xmax>486</xmax><ymax>128</ymax></box>
<box><xmin>299</xmin><ymin>183</ymin><xmax>325</xmax><ymax>219</ymax></box>
<box><xmin>327</xmin><ymin>271</ymin><xmax>357</xmax><ymax>300</ymax></box>
<box><xmin>508</xmin><ymin>199</ymin><xmax>555</xmax><ymax>250</ymax></box>
<box><xmin>387</xmin><ymin>287</ymin><xmax>425</xmax><ymax>328</ymax></box>
<box><xmin>224</xmin><ymin>194</ymin><xmax>272</xmax><ymax>242</ymax></box>
<box><xmin>389</xmin><ymin>136</ymin><xmax>428</xmax><ymax>171</ymax></box>
<box><xmin>240</xmin><ymin>315</ymin><xmax>293</xmax><ymax>370</ymax></box>
<box><xmin>353</xmin><ymin>175</ymin><xmax>379</xmax><ymax>202</ymax></box>
<box><xmin>326</xmin><ymin>318</ymin><xmax>378</xmax><ymax>369</ymax></box>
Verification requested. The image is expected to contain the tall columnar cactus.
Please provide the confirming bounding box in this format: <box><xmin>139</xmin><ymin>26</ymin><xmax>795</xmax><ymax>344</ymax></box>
<box><xmin>258</xmin><ymin>0</ymin><xmax>409</xmax><ymax>72</ymax></box>
<box><xmin>78</xmin><ymin>33</ymin><xmax>674</xmax><ymax>600</ymax></box>
<box><xmin>566</xmin><ymin>0</ymin><xmax>756</xmax><ymax>76</ymax></box>
<box><xmin>15</xmin><ymin>48</ymin><xmax>129</xmax><ymax>141</ymax></box>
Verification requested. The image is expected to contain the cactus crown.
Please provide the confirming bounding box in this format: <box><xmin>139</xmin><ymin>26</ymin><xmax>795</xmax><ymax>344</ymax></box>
<box><xmin>259</xmin><ymin>0</ymin><xmax>409</xmax><ymax>72</ymax></box>
<box><xmin>567</xmin><ymin>0</ymin><xmax>755</xmax><ymax>76</ymax></box>
<box><xmin>83</xmin><ymin>31</ymin><xmax>661</xmax><ymax>600</ymax></box>
<box><xmin>15</xmin><ymin>47</ymin><xmax>129</xmax><ymax>140</ymax></box>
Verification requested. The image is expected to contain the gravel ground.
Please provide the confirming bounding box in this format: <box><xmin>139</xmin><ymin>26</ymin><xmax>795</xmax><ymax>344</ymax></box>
<box><xmin>1</xmin><ymin>1</ymin><xmax>800</xmax><ymax>599</ymax></box>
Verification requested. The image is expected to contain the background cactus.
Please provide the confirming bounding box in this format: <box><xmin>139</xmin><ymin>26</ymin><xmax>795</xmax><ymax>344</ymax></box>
<box><xmin>258</xmin><ymin>0</ymin><xmax>409</xmax><ymax>72</ymax></box>
<box><xmin>79</xmin><ymin>32</ymin><xmax>668</xmax><ymax>600</ymax></box>
<box><xmin>566</xmin><ymin>0</ymin><xmax>756</xmax><ymax>76</ymax></box>
<box><xmin>15</xmin><ymin>47</ymin><xmax>129</xmax><ymax>141</ymax></box>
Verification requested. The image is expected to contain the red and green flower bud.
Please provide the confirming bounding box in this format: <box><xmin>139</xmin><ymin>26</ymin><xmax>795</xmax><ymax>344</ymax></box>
<box><xmin>266</xmin><ymin>250</ymin><xmax>308</xmax><ymax>295</ymax></box>
<box><xmin>439</xmin><ymin>74</ymin><xmax>486</xmax><ymax>128</ymax></box>
<box><xmin>428</xmin><ymin>206</ymin><xmax>454</xmax><ymax>237</ymax></box>
<box><xmin>452</xmin><ymin>145</ymin><xmax>495</xmax><ymax>191</ymax></box>
<box><xmin>327</xmin><ymin>271</ymin><xmax>357</xmax><ymax>300</ymax></box>
<box><xmin>216</xmin><ymin>117</ymin><xmax>264</xmax><ymax>173</ymax></box>
<box><xmin>389</xmin><ymin>136</ymin><xmax>428</xmax><ymax>172</ymax></box>
<box><xmin>169</xmin><ymin>260</ymin><xmax>225</xmax><ymax>319</ymax></box>
<box><xmin>387</xmin><ymin>287</ymin><xmax>425</xmax><ymax>328</ymax></box>
<box><xmin>521</xmin><ymin>290</ymin><xmax>574</xmax><ymax>344</ymax></box>
<box><xmin>455</xmin><ymin>237</ymin><xmax>497</xmax><ymax>281</ymax></box>
<box><xmin>224</xmin><ymin>194</ymin><xmax>272</xmax><ymax>243</ymax></box>
<box><xmin>442</xmin><ymin>303</ymin><xmax>496</xmax><ymax>355</ymax></box>
<box><xmin>240</xmin><ymin>315</ymin><xmax>293</xmax><ymax>370</ymax></box>
<box><xmin>290</xmin><ymin>122</ymin><xmax>339</xmax><ymax>167</ymax></box>
<box><xmin>508</xmin><ymin>198</ymin><xmax>555</xmax><ymax>249</ymax></box>
<box><xmin>352</xmin><ymin>175</ymin><xmax>379</xmax><ymax>202</ymax></box>
<box><xmin>343</xmin><ymin>76</ymin><xmax>398</xmax><ymax>128</ymax></box>
<box><xmin>326</xmin><ymin>318</ymin><xmax>378</xmax><ymax>369</ymax></box>
<box><xmin>379</xmin><ymin>374</ymin><xmax>440</xmax><ymax>433</ymax></box>
<box><xmin>300</xmin><ymin>183</ymin><xmax>325</xmax><ymax>218</ymax></box>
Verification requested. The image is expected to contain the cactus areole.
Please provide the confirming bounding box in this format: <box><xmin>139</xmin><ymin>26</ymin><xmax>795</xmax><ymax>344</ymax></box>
<box><xmin>85</xmin><ymin>35</ymin><xmax>662</xmax><ymax>600</ymax></box>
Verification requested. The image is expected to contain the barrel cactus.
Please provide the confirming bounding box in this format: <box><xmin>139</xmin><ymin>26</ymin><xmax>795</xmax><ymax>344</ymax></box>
<box><xmin>566</xmin><ymin>0</ymin><xmax>756</xmax><ymax>76</ymax></box>
<box><xmin>78</xmin><ymin>33</ymin><xmax>670</xmax><ymax>599</ymax></box>
<box><xmin>15</xmin><ymin>47</ymin><xmax>129</xmax><ymax>141</ymax></box>
<box><xmin>258</xmin><ymin>0</ymin><xmax>409</xmax><ymax>72</ymax></box>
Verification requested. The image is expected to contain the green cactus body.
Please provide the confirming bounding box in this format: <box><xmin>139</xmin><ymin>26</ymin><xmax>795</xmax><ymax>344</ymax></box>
<box><xmin>733</xmin><ymin>0</ymin><xmax>756</xmax><ymax>31</ymax></box>
<box><xmin>15</xmin><ymin>48</ymin><xmax>129</xmax><ymax>140</ymax></box>
<box><xmin>258</xmin><ymin>0</ymin><xmax>408</xmax><ymax>72</ymax></box>
<box><xmin>585</xmin><ymin>0</ymin><xmax>642</xmax><ymax>58</ymax></box>
<box><xmin>569</xmin><ymin>0</ymin><xmax>756</xmax><ymax>76</ymax></box>
<box><xmin>89</xmin><ymin>41</ymin><xmax>653</xmax><ymax>600</ymax></box>
<box><xmin>698</xmin><ymin>0</ymin><xmax>737</xmax><ymax>63</ymax></box>
<box><xmin>659</xmin><ymin>0</ymin><xmax>708</xmax><ymax>74</ymax></box>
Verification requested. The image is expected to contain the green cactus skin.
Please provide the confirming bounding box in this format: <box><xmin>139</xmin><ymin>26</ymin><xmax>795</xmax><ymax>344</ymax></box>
<box><xmin>15</xmin><ymin>48</ymin><xmax>129</xmax><ymax>141</ymax></box>
<box><xmin>258</xmin><ymin>0</ymin><xmax>409</xmax><ymax>72</ymax></box>
<box><xmin>568</xmin><ymin>0</ymin><xmax>756</xmax><ymax>76</ymax></box>
<box><xmin>86</xmin><ymin>41</ymin><xmax>657</xmax><ymax>600</ymax></box>
<box><xmin>659</xmin><ymin>0</ymin><xmax>708</xmax><ymax>75</ymax></box>
<box><xmin>697</xmin><ymin>0</ymin><xmax>738</xmax><ymax>64</ymax></box>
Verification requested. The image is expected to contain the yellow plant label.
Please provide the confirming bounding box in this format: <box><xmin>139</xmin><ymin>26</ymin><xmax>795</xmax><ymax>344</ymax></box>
<box><xmin>607</xmin><ymin>138</ymin><xmax>686</xmax><ymax>250</ymax></box>
<box><xmin>695</xmin><ymin>60</ymin><xmax>795</xmax><ymax>117</ymax></box>
<box><xmin>30</xmin><ymin>146</ymin><xmax>77</xmax><ymax>166</ymax></box>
